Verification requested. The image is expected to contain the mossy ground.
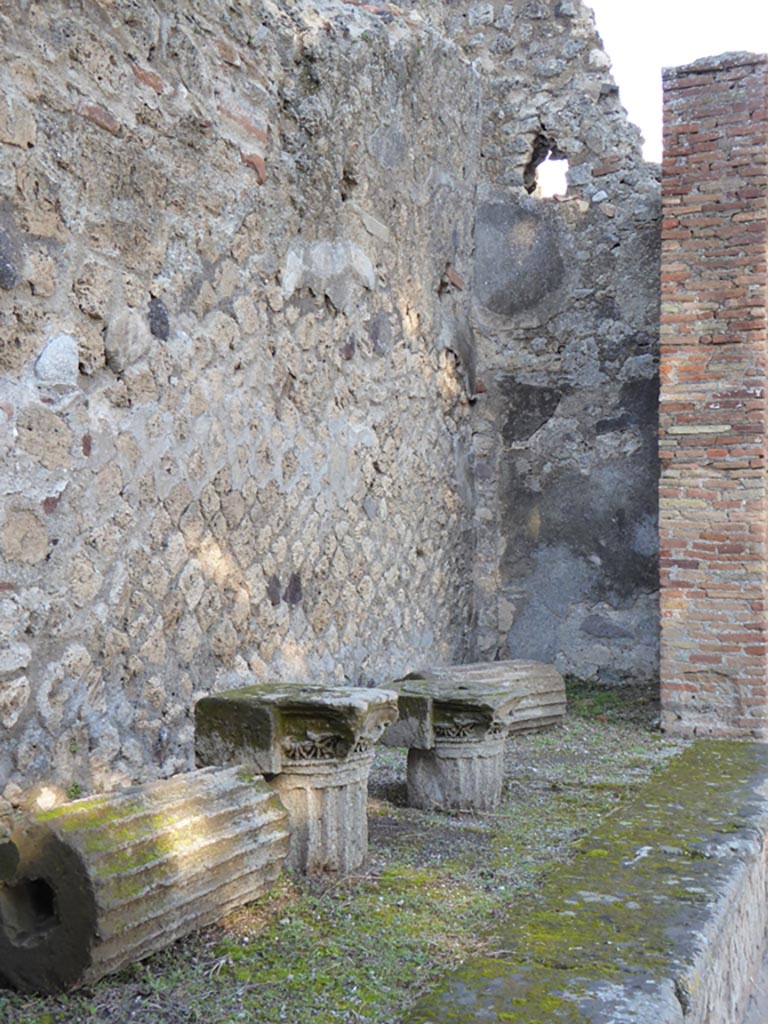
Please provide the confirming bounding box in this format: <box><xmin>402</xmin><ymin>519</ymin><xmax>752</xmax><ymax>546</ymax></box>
<box><xmin>0</xmin><ymin>680</ymin><xmax>686</xmax><ymax>1024</ymax></box>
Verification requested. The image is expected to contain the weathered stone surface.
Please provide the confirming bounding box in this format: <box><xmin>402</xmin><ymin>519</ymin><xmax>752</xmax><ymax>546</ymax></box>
<box><xmin>384</xmin><ymin>660</ymin><xmax>565</xmax><ymax>747</ymax></box>
<box><xmin>0</xmin><ymin>676</ymin><xmax>30</xmax><ymax>729</ymax></box>
<box><xmin>404</xmin><ymin>742</ymin><xmax>768</xmax><ymax>1024</ymax></box>
<box><xmin>34</xmin><ymin>334</ymin><xmax>79</xmax><ymax>386</ymax></box>
<box><xmin>0</xmin><ymin>0</ymin><xmax>660</xmax><ymax>798</ymax></box>
<box><xmin>382</xmin><ymin>660</ymin><xmax>563</xmax><ymax>810</ymax></box>
<box><xmin>463</xmin><ymin>0</ymin><xmax>660</xmax><ymax>683</ymax></box>
<box><xmin>407</xmin><ymin>736</ymin><xmax>507</xmax><ymax>812</ymax></box>
<box><xmin>1</xmin><ymin>510</ymin><xmax>48</xmax><ymax>564</ymax></box>
<box><xmin>271</xmin><ymin>751</ymin><xmax>374</xmax><ymax>874</ymax></box>
<box><xmin>474</xmin><ymin>201</ymin><xmax>566</xmax><ymax>315</ymax></box>
<box><xmin>147</xmin><ymin>297</ymin><xmax>170</xmax><ymax>340</ymax></box>
<box><xmin>0</xmin><ymin>767</ymin><xmax>289</xmax><ymax>994</ymax></box>
<box><xmin>196</xmin><ymin>681</ymin><xmax>398</xmax><ymax>775</ymax></box>
<box><xmin>281</xmin><ymin>241</ymin><xmax>377</xmax><ymax>315</ymax></box>
<box><xmin>104</xmin><ymin>310</ymin><xmax>152</xmax><ymax>374</ymax></box>
<box><xmin>195</xmin><ymin>680</ymin><xmax>398</xmax><ymax>873</ymax></box>
<box><xmin>0</xmin><ymin>0</ymin><xmax>479</xmax><ymax>796</ymax></box>
<box><xmin>0</xmin><ymin>227</ymin><xmax>21</xmax><ymax>289</ymax></box>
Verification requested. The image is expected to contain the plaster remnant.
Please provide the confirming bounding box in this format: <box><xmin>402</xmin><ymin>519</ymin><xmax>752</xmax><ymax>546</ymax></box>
<box><xmin>281</xmin><ymin>241</ymin><xmax>377</xmax><ymax>314</ymax></box>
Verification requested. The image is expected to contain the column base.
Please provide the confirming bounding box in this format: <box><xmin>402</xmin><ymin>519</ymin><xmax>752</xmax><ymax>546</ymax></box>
<box><xmin>407</xmin><ymin>735</ymin><xmax>506</xmax><ymax>812</ymax></box>
<box><xmin>270</xmin><ymin>749</ymin><xmax>374</xmax><ymax>874</ymax></box>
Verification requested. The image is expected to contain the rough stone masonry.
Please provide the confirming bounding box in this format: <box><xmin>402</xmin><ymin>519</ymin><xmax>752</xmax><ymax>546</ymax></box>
<box><xmin>0</xmin><ymin>0</ymin><xmax>661</xmax><ymax>797</ymax></box>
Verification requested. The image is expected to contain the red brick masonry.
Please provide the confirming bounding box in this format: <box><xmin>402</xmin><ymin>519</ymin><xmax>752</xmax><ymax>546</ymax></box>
<box><xmin>660</xmin><ymin>53</ymin><xmax>768</xmax><ymax>735</ymax></box>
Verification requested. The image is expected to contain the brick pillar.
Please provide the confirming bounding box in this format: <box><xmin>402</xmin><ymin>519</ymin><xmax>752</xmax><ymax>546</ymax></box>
<box><xmin>659</xmin><ymin>53</ymin><xmax>768</xmax><ymax>735</ymax></box>
<box><xmin>659</xmin><ymin>54</ymin><xmax>765</xmax><ymax>737</ymax></box>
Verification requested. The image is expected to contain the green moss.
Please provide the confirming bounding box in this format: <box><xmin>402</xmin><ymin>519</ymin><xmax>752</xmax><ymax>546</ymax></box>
<box><xmin>1</xmin><ymin>710</ymin><xmax>724</xmax><ymax>1024</ymax></box>
<box><xmin>405</xmin><ymin>741</ymin><xmax>768</xmax><ymax>1022</ymax></box>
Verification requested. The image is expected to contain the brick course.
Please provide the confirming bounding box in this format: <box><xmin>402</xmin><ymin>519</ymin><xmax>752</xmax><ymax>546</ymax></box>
<box><xmin>660</xmin><ymin>53</ymin><xmax>768</xmax><ymax>735</ymax></box>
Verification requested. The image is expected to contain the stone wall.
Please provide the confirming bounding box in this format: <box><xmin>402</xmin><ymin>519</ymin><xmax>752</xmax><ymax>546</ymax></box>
<box><xmin>0</xmin><ymin>0</ymin><xmax>663</xmax><ymax>796</ymax></box>
<box><xmin>451</xmin><ymin>2</ymin><xmax>662</xmax><ymax>682</ymax></box>
<box><xmin>0</xmin><ymin>0</ymin><xmax>481</xmax><ymax>793</ymax></box>
<box><xmin>659</xmin><ymin>53</ymin><xmax>768</xmax><ymax>736</ymax></box>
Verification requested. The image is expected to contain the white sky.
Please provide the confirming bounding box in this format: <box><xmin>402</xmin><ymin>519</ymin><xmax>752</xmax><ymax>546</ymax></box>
<box><xmin>586</xmin><ymin>0</ymin><xmax>768</xmax><ymax>162</ymax></box>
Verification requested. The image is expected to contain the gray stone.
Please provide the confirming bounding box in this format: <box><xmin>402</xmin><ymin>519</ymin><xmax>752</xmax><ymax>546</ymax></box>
<box><xmin>581</xmin><ymin>613</ymin><xmax>633</xmax><ymax>639</ymax></box>
<box><xmin>34</xmin><ymin>334</ymin><xmax>79</xmax><ymax>387</ymax></box>
<box><xmin>383</xmin><ymin>661</ymin><xmax>565</xmax><ymax>810</ymax></box>
<box><xmin>500</xmin><ymin>379</ymin><xmax>561</xmax><ymax>442</ymax></box>
<box><xmin>0</xmin><ymin>643</ymin><xmax>31</xmax><ymax>674</ymax></box>
<box><xmin>408</xmin><ymin>736</ymin><xmax>507</xmax><ymax>812</ymax></box>
<box><xmin>147</xmin><ymin>297</ymin><xmax>170</xmax><ymax>340</ymax></box>
<box><xmin>281</xmin><ymin>241</ymin><xmax>376</xmax><ymax>315</ymax></box>
<box><xmin>474</xmin><ymin>201</ymin><xmax>565</xmax><ymax>316</ymax></box>
<box><xmin>467</xmin><ymin>3</ymin><xmax>495</xmax><ymax>28</ymax></box>
<box><xmin>0</xmin><ymin>227</ymin><xmax>20</xmax><ymax>290</ymax></box>
<box><xmin>367</xmin><ymin>123</ymin><xmax>407</xmax><ymax>170</ymax></box>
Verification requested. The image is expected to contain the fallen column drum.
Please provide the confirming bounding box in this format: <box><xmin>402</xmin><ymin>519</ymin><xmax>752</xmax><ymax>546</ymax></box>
<box><xmin>0</xmin><ymin>766</ymin><xmax>289</xmax><ymax>994</ymax></box>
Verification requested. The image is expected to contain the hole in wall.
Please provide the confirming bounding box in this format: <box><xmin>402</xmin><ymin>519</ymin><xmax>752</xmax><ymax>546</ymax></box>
<box><xmin>523</xmin><ymin>130</ymin><xmax>569</xmax><ymax>197</ymax></box>
<box><xmin>0</xmin><ymin>877</ymin><xmax>59</xmax><ymax>948</ymax></box>
<box><xmin>536</xmin><ymin>154</ymin><xmax>569</xmax><ymax>198</ymax></box>
<box><xmin>339</xmin><ymin>166</ymin><xmax>358</xmax><ymax>201</ymax></box>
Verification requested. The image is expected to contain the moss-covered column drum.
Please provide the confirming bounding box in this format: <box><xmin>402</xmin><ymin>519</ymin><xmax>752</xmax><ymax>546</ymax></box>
<box><xmin>0</xmin><ymin>767</ymin><xmax>289</xmax><ymax>994</ymax></box>
<box><xmin>382</xmin><ymin>661</ymin><xmax>565</xmax><ymax>811</ymax></box>
<box><xmin>195</xmin><ymin>683</ymin><xmax>398</xmax><ymax>874</ymax></box>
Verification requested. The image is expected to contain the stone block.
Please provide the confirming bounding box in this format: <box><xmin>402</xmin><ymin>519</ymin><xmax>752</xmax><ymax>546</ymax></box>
<box><xmin>195</xmin><ymin>682</ymin><xmax>398</xmax><ymax>874</ymax></box>
<box><xmin>104</xmin><ymin>310</ymin><xmax>152</xmax><ymax>374</ymax></box>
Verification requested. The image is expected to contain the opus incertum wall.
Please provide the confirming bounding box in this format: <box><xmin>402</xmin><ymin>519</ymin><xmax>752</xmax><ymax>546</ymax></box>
<box><xmin>659</xmin><ymin>53</ymin><xmax>768</xmax><ymax>735</ymax></box>
<box><xmin>0</xmin><ymin>0</ymin><xmax>664</xmax><ymax>799</ymax></box>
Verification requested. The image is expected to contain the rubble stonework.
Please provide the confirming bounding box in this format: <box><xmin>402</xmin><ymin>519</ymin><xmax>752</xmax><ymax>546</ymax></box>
<box><xmin>1</xmin><ymin>0</ymin><xmax>662</xmax><ymax>794</ymax></box>
<box><xmin>659</xmin><ymin>54</ymin><xmax>768</xmax><ymax>736</ymax></box>
<box><xmin>455</xmin><ymin>3</ymin><xmax>662</xmax><ymax>679</ymax></box>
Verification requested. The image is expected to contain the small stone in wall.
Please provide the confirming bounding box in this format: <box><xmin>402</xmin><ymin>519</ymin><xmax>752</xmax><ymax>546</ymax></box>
<box><xmin>0</xmin><ymin>676</ymin><xmax>30</xmax><ymax>729</ymax></box>
<box><xmin>16</xmin><ymin>405</ymin><xmax>73</xmax><ymax>469</ymax></box>
<box><xmin>467</xmin><ymin>3</ymin><xmax>495</xmax><ymax>27</ymax></box>
<box><xmin>0</xmin><ymin>642</ymin><xmax>31</xmax><ymax>674</ymax></box>
<box><xmin>267</xmin><ymin>575</ymin><xmax>281</xmax><ymax>606</ymax></box>
<box><xmin>26</xmin><ymin>251</ymin><xmax>56</xmax><ymax>297</ymax></box>
<box><xmin>0</xmin><ymin>228</ymin><xmax>20</xmax><ymax>289</ymax></box>
<box><xmin>365</xmin><ymin>312</ymin><xmax>393</xmax><ymax>356</ymax></box>
<box><xmin>1</xmin><ymin>510</ymin><xmax>48</xmax><ymax>564</ymax></box>
<box><xmin>148</xmin><ymin>297</ymin><xmax>170</xmax><ymax>340</ymax></box>
<box><xmin>284</xmin><ymin>573</ymin><xmax>302</xmax><ymax>606</ymax></box>
<box><xmin>105</xmin><ymin>310</ymin><xmax>152</xmax><ymax>374</ymax></box>
<box><xmin>34</xmin><ymin>333</ymin><xmax>79</xmax><ymax>387</ymax></box>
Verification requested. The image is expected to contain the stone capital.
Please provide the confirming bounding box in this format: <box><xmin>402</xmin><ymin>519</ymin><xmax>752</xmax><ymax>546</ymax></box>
<box><xmin>383</xmin><ymin>670</ymin><xmax>520</xmax><ymax>750</ymax></box>
<box><xmin>195</xmin><ymin>682</ymin><xmax>398</xmax><ymax>775</ymax></box>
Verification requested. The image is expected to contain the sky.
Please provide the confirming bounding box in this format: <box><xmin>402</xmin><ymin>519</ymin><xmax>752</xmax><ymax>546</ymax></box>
<box><xmin>586</xmin><ymin>0</ymin><xmax>768</xmax><ymax>162</ymax></box>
